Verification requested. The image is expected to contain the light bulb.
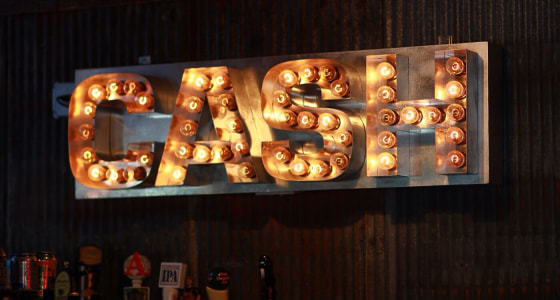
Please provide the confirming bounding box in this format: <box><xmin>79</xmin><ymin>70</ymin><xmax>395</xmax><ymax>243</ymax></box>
<box><xmin>171</xmin><ymin>166</ymin><xmax>186</xmax><ymax>183</ymax></box>
<box><xmin>88</xmin><ymin>84</ymin><xmax>106</xmax><ymax>100</ymax></box>
<box><xmin>106</xmin><ymin>79</ymin><xmax>123</xmax><ymax>95</ymax></box>
<box><xmin>309</xmin><ymin>160</ymin><xmax>331</xmax><ymax>177</ymax></box>
<box><xmin>289</xmin><ymin>158</ymin><xmax>309</xmax><ymax>176</ymax></box>
<box><xmin>335</xmin><ymin>130</ymin><xmax>353</xmax><ymax>146</ymax></box>
<box><xmin>135</xmin><ymin>92</ymin><xmax>153</xmax><ymax>109</ymax></box>
<box><xmin>317</xmin><ymin>113</ymin><xmax>339</xmax><ymax>130</ymax></box>
<box><xmin>123</xmin><ymin>166</ymin><xmax>146</xmax><ymax>181</ymax></box>
<box><xmin>185</xmin><ymin>96</ymin><xmax>203</xmax><ymax>113</ymax></box>
<box><xmin>377</xmin><ymin>109</ymin><xmax>398</xmax><ymax>126</ymax></box>
<box><xmin>124</xmin><ymin>79</ymin><xmax>144</xmax><ymax>95</ymax></box>
<box><xmin>446</xmin><ymin>150</ymin><xmax>466</xmax><ymax>168</ymax></box>
<box><xmin>401</xmin><ymin>106</ymin><xmax>422</xmax><ymax>124</ymax></box>
<box><xmin>279</xmin><ymin>110</ymin><xmax>297</xmax><ymax>126</ymax></box>
<box><xmin>218</xmin><ymin>94</ymin><xmax>237</xmax><ymax>110</ymax></box>
<box><xmin>297</xmin><ymin>111</ymin><xmax>317</xmax><ymax>129</ymax></box>
<box><xmin>232</xmin><ymin>140</ymin><xmax>250</xmax><ymax>156</ymax></box>
<box><xmin>194</xmin><ymin>74</ymin><xmax>211</xmax><ymax>90</ymax></box>
<box><xmin>179</xmin><ymin>120</ymin><xmax>198</xmax><ymax>136</ymax></box>
<box><xmin>106</xmin><ymin>167</ymin><xmax>125</xmax><ymax>183</ymax></box>
<box><xmin>226</xmin><ymin>117</ymin><xmax>243</xmax><ymax>133</ymax></box>
<box><xmin>87</xmin><ymin>164</ymin><xmax>107</xmax><ymax>182</ymax></box>
<box><xmin>238</xmin><ymin>162</ymin><xmax>256</xmax><ymax>178</ymax></box>
<box><xmin>445</xmin><ymin>57</ymin><xmax>465</xmax><ymax>75</ymax></box>
<box><xmin>278</xmin><ymin>70</ymin><xmax>298</xmax><ymax>87</ymax></box>
<box><xmin>377</xmin><ymin>131</ymin><xmax>396</xmax><ymax>148</ymax></box>
<box><xmin>272</xmin><ymin>147</ymin><xmax>292</xmax><ymax>163</ymax></box>
<box><xmin>78</xmin><ymin>124</ymin><xmax>94</xmax><ymax>140</ymax></box>
<box><xmin>377</xmin><ymin>86</ymin><xmax>396</xmax><ymax>102</ymax></box>
<box><xmin>273</xmin><ymin>91</ymin><xmax>291</xmax><ymax>107</ymax></box>
<box><xmin>446</xmin><ymin>104</ymin><xmax>466</xmax><ymax>122</ymax></box>
<box><xmin>446</xmin><ymin>127</ymin><xmax>466</xmax><ymax>144</ymax></box>
<box><xmin>213</xmin><ymin>72</ymin><xmax>232</xmax><ymax>89</ymax></box>
<box><xmin>445</xmin><ymin>80</ymin><xmax>466</xmax><ymax>98</ymax></box>
<box><xmin>211</xmin><ymin>145</ymin><xmax>233</xmax><ymax>161</ymax></box>
<box><xmin>377</xmin><ymin>152</ymin><xmax>396</xmax><ymax>170</ymax></box>
<box><xmin>81</xmin><ymin>148</ymin><xmax>97</xmax><ymax>163</ymax></box>
<box><xmin>84</xmin><ymin>101</ymin><xmax>97</xmax><ymax>117</ymax></box>
<box><xmin>319</xmin><ymin>64</ymin><xmax>338</xmax><ymax>81</ymax></box>
<box><xmin>330</xmin><ymin>80</ymin><xmax>349</xmax><ymax>97</ymax></box>
<box><xmin>193</xmin><ymin>145</ymin><xmax>211</xmax><ymax>162</ymax></box>
<box><xmin>329</xmin><ymin>153</ymin><xmax>349</xmax><ymax>169</ymax></box>
<box><xmin>376</xmin><ymin>62</ymin><xmax>396</xmax><ymax>80</ymax></box>
<box><xmin>175</xmin><ymin>144</ymin><xmax>194</xmax><ymax>159</ymax></box>
<box><xmin>136</xmin><ymin>152</ymin><xmax>153</xmax><ymax>166</ymax></box>
<box><xmin>425</xmin><ymin>106</ymin><xmax>443</xmax><ymax>124</ymax></box>
<box><xmin>299</xmin><ymin>65</ymin><xmax>318</xmax><ymax>82</ymax></box>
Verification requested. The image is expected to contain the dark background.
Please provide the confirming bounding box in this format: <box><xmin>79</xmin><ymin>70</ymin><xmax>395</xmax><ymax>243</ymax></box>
<box><xmin>1</xmin><ymin>0</ymin><xmax>559</xmax><ymax>299</ymax></box>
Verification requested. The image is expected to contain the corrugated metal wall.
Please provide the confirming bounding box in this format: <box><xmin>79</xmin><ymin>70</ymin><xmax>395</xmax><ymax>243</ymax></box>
<box><xmin>1</xmin><ymin>0</ymin><xmax>559</xmax><ymax>299</ymax></box>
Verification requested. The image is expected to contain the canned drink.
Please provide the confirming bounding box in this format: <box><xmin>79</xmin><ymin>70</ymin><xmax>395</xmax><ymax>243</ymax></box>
<box><xmin>10</xmin><ymin>253</ymin><xmax>38</xmax><ymax>291</ymax></box>
<box><xmin>37</xmin><ymin>251</ymin><xmax>57</xmax><ymax>297</ymax></box>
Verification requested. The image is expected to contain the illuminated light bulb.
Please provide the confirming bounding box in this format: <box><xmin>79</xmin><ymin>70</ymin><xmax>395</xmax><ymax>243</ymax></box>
<box><xmin>289</xmin><ymin>158</ymin><xmax>309</xmax><ymax>176</ymax></box>
<box><xmin>226</xmin><ymin>117</ymin><xmax>244</xmax><ymax>133</ymax></box>
<box><xmin>232</xmin><ymin>140</ymin><xmax>250</xmax><ymax>156</ymax></box>
<box><xmin>446</xmin><ymin>150</ymin><xmax>466</xmax><ymax>168</ymax></box>
<box><xmin>278</xmin><ymin>70</ymin><xmax>298</xmax><ymax>87</ymax></box>
<box><xmin>83</xmin><ymin>101</ymin><xmax>97</xmax><ymax>117</ymax></box>
<box><xmin>218</xmin><ymin>94</ymin><xmax>237</xmax><ymax>111</ymax></box>
<box><xmin>185</xmin><ymin>96</ymin><xmax>203</xmax><ymax>113</ymax></box>
<box><xmin>446</xmin><ymin>104</ymin><xmax>466</xmax><ymax>122</ymax></box>
<box><xmin>106</xmin><ymin>79</ymin><xmax>124</xmax><ymax>95</ymax></box>
<box><xmin>319</xmin><ymin>64</ymin><xmax>338</xmax><ymax>81</ymax></box>
<box><xmin>377</xmin><ymin>131</ymin><xmax>397</xmax><ymax>148</ymax></box>
<box><xmin>272</xmin><ymin>147</ymin><xmax>292</xmax><ymax>163</ymax></box>
<box><xmin>317</xmin><ymin>112</ymin><xmax>339</xmax><ymax>130</ymax></box>
<box><xmin>445</xmin><ymin>80</ymin><xmax>466</xmax><ymax>98</ymax></box>
<box><xmin>401</xmin><ymin>106</ymin><xmax>422</xmax><ymax>124</ymax></box>
<box><xmin>377</xmin><ymin>108</ymin><xmax>398</xmax><ymax>126</ymax></box>
<box><xmin>123</xmin><ymin>79</ymin><xmax>144</xmax><ymax>95</ymax></box>
<box><xmin>78</xmin><ymin>124</ymin><xmax>94</xmax><ymax>140</ymax></box>
<box><xmin>213</xmin><ymin>72</ymin><xmax>232</xmax><ymax>89</ymax></box>
<box><xmin>88</xmin><ymin>84</ymin><xmax>106</xmax><ymax>100</ymax></box>
<box><xmin>179</xmin><ymin>120</ymin><xmax>198</xmax><ymax>136</ymax></box>
<box><xmin>135</xmin><ymin>92</ymin><xmax>154</xmax><ymax>109</ymax></box>
<box><xmin>377</xmin><ymin>152</ymin><xmax>396</xmax><ymax>170</ymax></box>
<box><xmin>376</xmin><ymin>85</ymin><xmax>396</xmax><ymax>103</ymax></box>
<box><xmin>329</xmin><ymin>153</ymin><xmax>349</xmax><ymax>169</ymax></box>
<box><xmin>445</xmin><ymin>57</ymin><xmax>465</xmax><ymax>75</ymax></box>
<box><xmin>106</xmin><ymin>168</ymin><xmax>125</xmax><ymax>183</ymax></box>
<box><xmin>297</xmin><ymin>111</ymin><xmax>318</xmax><ymax>129</ymax></box>
<box><xmin>136</xmin><ymin>152</ymin><xmax>153</xmax><ymax>166</ymax></box>
<box><xmin>174</xmin><ymin>144</ymin><xmax>194</xmax><ymax>159</ymax></box>
<box><xmin>309</xmin><ymin>160</ymin><xmax>331</xmax><ymax>177</ymax></box>
<box><xmin>193</xmin><ymin>145</ymin><xmax>211</xmax><ymax>162</ymax></box>
<box><xmin>123</xmin><ymin>166</ymin><xmax>146</xmax><ymax>181</ymax></box>
<box><xmin>273</xmin><ymin>91</ymin><xmax>291</xmax><ymax>107</ymax></box>
<box><xmin>81</xmin><ymin>148</ymin><xmax>97</xmax><ymax>163</ymax></box>
<box><xmin>446</xmin><ymin>127</ymin><xmax>466</xmax><ymax>144</ymax></box>
<box><xmin>87</xmin><ymin>164</ymin><xmax>107</xmax><ymax>182</ymax></box>
<box><xmin>299</xmin><ymin>65</ymin><xmax>318</xmax><ymax>82</ymax></box>
<box><xmin>425</xmin><ymin>106</ymin><xmax>443</xmax><ymax>124</ymax></box>
<box><xmin>171</xmin><ymin>166</ymin><xmax>187</xmax><ymax>183</ymax></box>
<box><xmin>238</xmin><ymin>162</ymin><xmax>256</xmax><ymax>178</ymax></box>
<box><xmin>211</xmin><ymin>145</ymin><xmax>233</xmax><ymax>161</ymax></box>
<box><xmin>279</xmin><ymin>110</ymin><xmax>297</xmax><ymax>126</ymax></box>
<box><xmin>194</xmin><ymin>74</ymin><xmax>212</xmax><ymax>90</ymax></box>
<box><xmin>376</xmin><ymin>62</ymin><xmax>396</xmax><ymax>80</ymax></box>
<box><xmin>330</xmin><ymin>80</ymin><xmax>349</xmax><ymax>97</ymax></box>
<box><xmin>335</xmin><ymin>130</ymin><xmax>353</xmax><ymax>146</ymax></box>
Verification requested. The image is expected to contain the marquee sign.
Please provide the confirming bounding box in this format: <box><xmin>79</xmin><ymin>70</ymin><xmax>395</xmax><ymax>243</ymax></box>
<box><xmin>68</xmin><ymin>42</ymin><xmax>500</xmax><ymax>199</ymax></box>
